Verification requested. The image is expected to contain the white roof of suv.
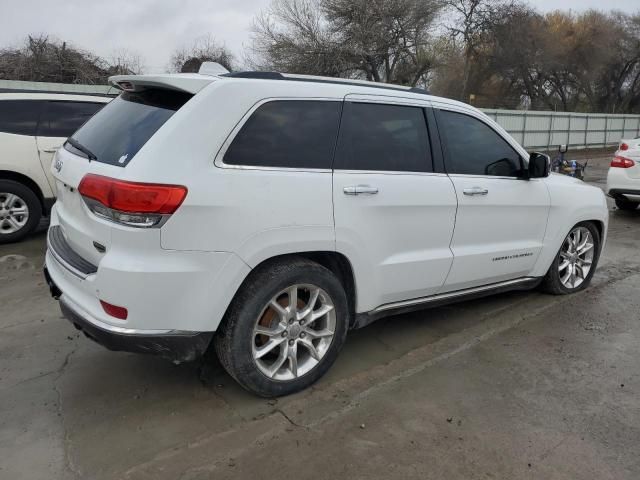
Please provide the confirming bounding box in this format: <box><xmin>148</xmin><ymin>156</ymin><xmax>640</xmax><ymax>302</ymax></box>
<box><xmin>108</xmin><ymin>69</ymin><xmax>472</xmax><ymax>113</ymax></box>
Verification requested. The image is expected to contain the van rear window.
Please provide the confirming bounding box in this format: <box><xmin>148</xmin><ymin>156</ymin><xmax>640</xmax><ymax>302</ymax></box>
<box><xmin>65</xmin><ymin>89</ymin><xmax>192</xmax><ymax>166</ymax></box>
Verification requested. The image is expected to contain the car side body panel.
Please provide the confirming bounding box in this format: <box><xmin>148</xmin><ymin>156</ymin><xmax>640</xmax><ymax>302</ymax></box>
<box><xmin>531</xmin><ymin>173</ymin><xmax>609</xmax><ymax>278</ymax></box>
<box><xmin>0</xmin><ymin>131</ymin><xmax>54</xmax><ymax>198</ymax></box>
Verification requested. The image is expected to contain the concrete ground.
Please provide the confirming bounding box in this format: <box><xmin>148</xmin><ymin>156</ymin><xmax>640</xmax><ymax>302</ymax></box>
<box><xmin>1</xmin><ymin>153</ymin><xmax>639</xmax><ymax>479</ymax></box>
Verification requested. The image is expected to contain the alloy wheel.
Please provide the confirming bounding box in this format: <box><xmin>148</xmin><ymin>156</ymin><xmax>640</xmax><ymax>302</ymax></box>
<box><xmin>252</xmin><ymin>284</ymin><xmax>336</xmax><ymax>381</ymax></box>
<box><xmin>0</xmin><ymin>192</ymin><xmax>30</xmax><ymax>235</ymax></box>
<box><xmin>558</xmin><ymin>226</ymin><xmax>595</xmax><ymax>289</ymax></box>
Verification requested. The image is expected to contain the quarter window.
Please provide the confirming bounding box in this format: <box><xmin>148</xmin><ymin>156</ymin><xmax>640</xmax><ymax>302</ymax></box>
<box><xmin>437</xmin><ymin>110</ymin><xmax>522</xmax><ymax>177</ymax></box>
<box><xmin>224</xmin><ymin>100</ymin><xmax>341</xmax><ymax>169</ymax></box>
<box><xmin>334</xmin><ymin>102</ymin><xmax>432</xmax><ymax>172</ymax></box>
<box><xmin>0</xmin><ymin>100</ymin><xmax>45</xmax><ymax>136</ymax></box>
<box><xmin>39</xmin><ymin>101</ymin><xmax>105</xmax><ymax>138</ymax></box>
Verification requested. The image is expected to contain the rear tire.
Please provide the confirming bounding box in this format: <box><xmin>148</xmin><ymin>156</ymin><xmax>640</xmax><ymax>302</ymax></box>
<box><xmin>213</xmin><ymin>257</ymin><xmax>349</xmax><ymax>397</ymax></box>
<box><xmin>540</xmin><ymin>222</ymin><xmax>601</xmax><ymax>295</ymax></box>
<box><xmin>0</xmin><ymin>180</ymin><xmax>41</xmax><ymax>244</ymax></box>
<box><xmin>614</xmin><ymin>197</ymin><xmax>639</xmax><ymax>211</ymax></box>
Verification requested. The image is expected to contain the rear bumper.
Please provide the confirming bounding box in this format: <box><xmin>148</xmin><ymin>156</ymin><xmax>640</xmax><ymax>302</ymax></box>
<box><xmin>606</xmin><ymin>167</ymin><xmax>640</xmax><ymax>201</ymax></box>
<box><xmin>607</xmin><ymin>188</ymin><xmax>640</xmax><ymax>202</ymax></box>
<box><xmin>45</xmin><ymin>205</ymin><xmax>250</xmax><ymax>332</ymax></box>
<box><xmin>45</xmin><ymin>266</ymin><xmax>213</xmax><ymax>363</ymax></box>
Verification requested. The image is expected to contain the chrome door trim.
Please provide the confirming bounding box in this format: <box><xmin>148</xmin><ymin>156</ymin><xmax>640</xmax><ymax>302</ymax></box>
<box><xmin>462</xmin><ymin>187</ymin><xmax>489</xmax><ymax>196</ymax></box>
<box><xmin>372</xmin><ymin>277</ymin><xmax>536</xmax><ymax>313</ymax></box>
<box><xmin>343</xmin><ymin>185</ymin><xmax>379</xmax><ymax>195</ymax></box>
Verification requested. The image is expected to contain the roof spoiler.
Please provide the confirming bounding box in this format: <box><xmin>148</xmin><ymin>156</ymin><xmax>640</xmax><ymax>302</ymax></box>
<box><xmin>109</xmin><ymin>73</ymin><xmax>216</xmax><ymax>95</ymax></box>
<box><xmin>198</xmin><ymin>62</ymin><xmax>230</xmax><ymax>76</ymax></box>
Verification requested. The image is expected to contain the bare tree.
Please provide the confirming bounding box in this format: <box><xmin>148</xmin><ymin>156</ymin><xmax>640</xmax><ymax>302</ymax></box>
<box><xmin>0</xmin><ymin>35</ymin><xmax>144</xmax><ymax>84</ymax></box>
<box><xmin>170</xmin><ymin>35</ymin><xmax>235</xmax><ymax>73</ymax></box>
<box><xmin>249</xmin><ymin>0</ymin><xmax>443</xmax><ymax>86</ymax></box>
<box><xmin>249</xmin><ymin>0</ymin><xmax>348</xmax><ymax>76</ymax></box>
<box><xmin>109</xmin><ymin>48</ymin><xmax>145</xmax><ymax>75</ymax></box>
<box><xmin>443</xmin><ymin>0</ymin><xmax>523</xmax><ymax>101</ymax></box>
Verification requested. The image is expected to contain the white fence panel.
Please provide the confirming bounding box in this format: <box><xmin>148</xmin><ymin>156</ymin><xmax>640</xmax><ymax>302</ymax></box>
<box><xmin>481</xmin><ymin>109</ymin><xmax>640</xmax><ymax>150</ymax></box>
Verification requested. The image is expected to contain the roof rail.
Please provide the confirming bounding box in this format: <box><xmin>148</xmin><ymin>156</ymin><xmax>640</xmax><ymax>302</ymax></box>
<box><xmin>222</xmin><ymin>71</ymin><xmax>285</xmax><ymax>80</ymax></box>
<box><xmin>219</xmin><ymin>71</ymin><xmax>429</xmax><ymax>95</ymax></box>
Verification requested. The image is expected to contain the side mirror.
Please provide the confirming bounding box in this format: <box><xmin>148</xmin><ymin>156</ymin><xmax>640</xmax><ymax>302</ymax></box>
<box><xmin>528</xmin><ymin>152</ymin><xmax>550</xmax><ymax>178</ymax></box>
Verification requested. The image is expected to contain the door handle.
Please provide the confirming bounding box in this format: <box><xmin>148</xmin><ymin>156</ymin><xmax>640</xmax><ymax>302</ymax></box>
<box><xmin>343</xmin><ymin>185</ymin><xmax>379</xmax><ymax>196</ymax></box>
<box><xmin>463</xmin><ymin>187</ymin><xmax>489</xmax><ymax>196</ymax></box>
<box><xmin>43</xmin><ymin>148</ymin><xmax>60</xmax><ymax>153</ymax></box>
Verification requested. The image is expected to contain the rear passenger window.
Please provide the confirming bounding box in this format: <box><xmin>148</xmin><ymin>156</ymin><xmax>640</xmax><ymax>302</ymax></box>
<box><xmin>0</xmin><ymin>100</ymin><xmax>45</xmax><ymax>136</ymax></box>
<box><xmin>437</xmin><ymin>110</ymin><xmax>522</xmax><ymax>177</ymax></box>
<box><xmin>224</xmin><ymin>100</ymin><xmax>341</xmax><ymax>169</ymax></box>
<box><xmin>39</xmin><ymin>101</ymin><xmax>104</xmax><ymax>138</ymax></box>
<box><xmin>334</xmin><ymin>102</ymin><xmax>432</xmax><ymax>172</ymax></box>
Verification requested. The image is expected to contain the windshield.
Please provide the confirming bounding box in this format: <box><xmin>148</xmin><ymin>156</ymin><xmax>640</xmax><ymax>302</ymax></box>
<box><xmin>65</xmin><ymin>88</ymin><xmax>192</xmax><ymax>166</ymax></box>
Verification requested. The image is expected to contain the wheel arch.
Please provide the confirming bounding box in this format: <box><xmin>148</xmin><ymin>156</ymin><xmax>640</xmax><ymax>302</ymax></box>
<box><xmin>532</xmin><ymin>216</ymin><xmax>607</xmax><ymax>278</ymax></box>
<box><xmin>236</xmin><ymin>251</ymin><xmax>358</xmax><ymax>328</ymax></box>
<box><xmin>589</xmin><ymin>219</ymin><xmax>604</xmax><ymax>242</ymax></box>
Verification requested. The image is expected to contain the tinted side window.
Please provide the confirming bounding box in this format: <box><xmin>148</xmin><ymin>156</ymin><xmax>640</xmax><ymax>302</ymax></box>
<box><xmin>438</xmin><ymin>110</ymin><xmax>522</xmax><ymax>176</ymax></box>
<box><xmin>224</xmin><ymin>100</ymin><xmax>341</xmax><ymax>169</ymax></box>
<box><xmin>0</xmin><ymin>100</ymin><xmax>44</xmax><ymax>136</ymax></box>
<box><xmin>334</xmin><ymin>102</ymin><xmax>432</xmax><ymax>172</ymax></box>
<box><xmin>39</xmin><ymin>101</ymin><xmax>104</xmax><ymax>138</ymax></box>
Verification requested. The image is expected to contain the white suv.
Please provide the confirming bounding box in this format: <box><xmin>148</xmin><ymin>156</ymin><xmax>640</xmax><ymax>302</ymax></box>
<box><xmin>0</xmin><ymin>92</ymin><xmax>110</xmax><ymax>243</ymax></box>
<box><xmin>44</xmin><ymin>66</ymin><xmax>608</xmax><ymax>397</ymax></box>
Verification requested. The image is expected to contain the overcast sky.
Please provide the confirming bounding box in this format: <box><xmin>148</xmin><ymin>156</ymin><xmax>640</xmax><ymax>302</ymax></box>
<box><xmin>1</xmin><ymin>0</ymin><xmax>638</xmax><ymax>74</ymax></box>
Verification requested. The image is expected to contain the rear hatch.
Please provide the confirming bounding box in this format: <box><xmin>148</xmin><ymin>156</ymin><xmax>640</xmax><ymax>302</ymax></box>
<box><xmin>51</xmin><ymin>84</ymin><xmax>198</xmax><ymax>266</ymax></box>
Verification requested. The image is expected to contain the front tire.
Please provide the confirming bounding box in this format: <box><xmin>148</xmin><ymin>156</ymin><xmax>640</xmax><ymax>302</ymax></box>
<box><xmin>615</xmin><ymin>197</ymin><xmax>639</xmax><ymax>211</ymax></box>
<box><xmin>214</xmin><ymin>258</ymin><xmax>349</xmax><ymax>397</ymax></box>
<box><xmin>540</xmin><ymin>222</ymin><xmax>601</xmax><ymax>295</ymax></box>
<box><xmin>0</xmin><ymin>180</ymin><xmax>41</xmax><ymax>244</ymax></box>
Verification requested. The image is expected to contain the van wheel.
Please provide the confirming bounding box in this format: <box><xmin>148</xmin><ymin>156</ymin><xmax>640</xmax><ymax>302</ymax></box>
<box><xmin>615</xmin><ymin>197</ymin><xmax>639</xmax><ymax>211</ymax></box>
<box><xmin>540</xmin><ymin>222</ymin><xmax>601</xmax><ymax>295</ymax></box>
<box><xmin>214</xmin><ymin>258</ymin><xmax>349</xmax><ymax>397</ymax></box>
<box><xmin>0</xmin><ymin>180</ymin><xmax>41</xmax><ymax>244</ymax></box>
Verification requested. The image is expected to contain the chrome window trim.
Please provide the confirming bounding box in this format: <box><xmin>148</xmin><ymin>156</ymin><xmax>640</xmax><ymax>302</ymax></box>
<box><xmin>447</xmin><ymin>173</ymin><xmax>526</xmax><ymax>181</ymax></box>
<box><xmin>344</xmin><ymin>93</ymin><xmax>431</xmax><ymax>108</ymax></box>
<box><xmin>214</xmin><ymin>96</ymin><xmax>341</xmax><ymax>173</ymax></box>
<box><xmin>335</xmin><ymin>170</ymin><xmax>447</xmax><ymax>177</ymax></box>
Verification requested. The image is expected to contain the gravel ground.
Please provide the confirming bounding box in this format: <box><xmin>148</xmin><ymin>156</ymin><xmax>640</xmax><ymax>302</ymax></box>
<box><xmin>1</xmin><ymin>149</ymin><xmax>639</xmax><ymax>480</ymax></box>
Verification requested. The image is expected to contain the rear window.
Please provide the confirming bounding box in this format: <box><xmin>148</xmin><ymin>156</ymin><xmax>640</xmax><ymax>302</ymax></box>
<box><xmin>65</xmin><ymin>89</ymin><xmax>192</xmax><ymax>166</ymax></box>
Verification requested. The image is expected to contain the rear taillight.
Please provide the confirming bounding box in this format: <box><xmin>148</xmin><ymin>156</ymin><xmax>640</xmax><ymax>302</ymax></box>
<box><xmin>78</xmin><ymin>174</ymin><xmax>187</xmax><ymax>228</ymax></box>
<box><xmin>620</xmin><ymin>143</ymin><xmax>629</xmax><ymax>151</ymax></box>
<box><xmin>610</xmin><ymin>156</ymin><xmax>635</xmax><ymax>168</ymax></box>
<box><xmin>100</xmin><ymin>300</ymin><xmax>128</xmax><ymax>320</ymax></box>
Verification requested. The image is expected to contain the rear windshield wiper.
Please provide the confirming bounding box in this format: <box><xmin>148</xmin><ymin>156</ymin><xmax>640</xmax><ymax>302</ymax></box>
<box><xmin>65</xmin><ymin>137</ymin><xmax>97</xmax><ymax>162</ymax></box>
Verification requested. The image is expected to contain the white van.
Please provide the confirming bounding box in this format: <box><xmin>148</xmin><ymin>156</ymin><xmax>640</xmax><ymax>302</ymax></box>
<box><xmin>0</xmin><ymin>93</ymin><xmax>110</xmax><ymax>242</ymax></box>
